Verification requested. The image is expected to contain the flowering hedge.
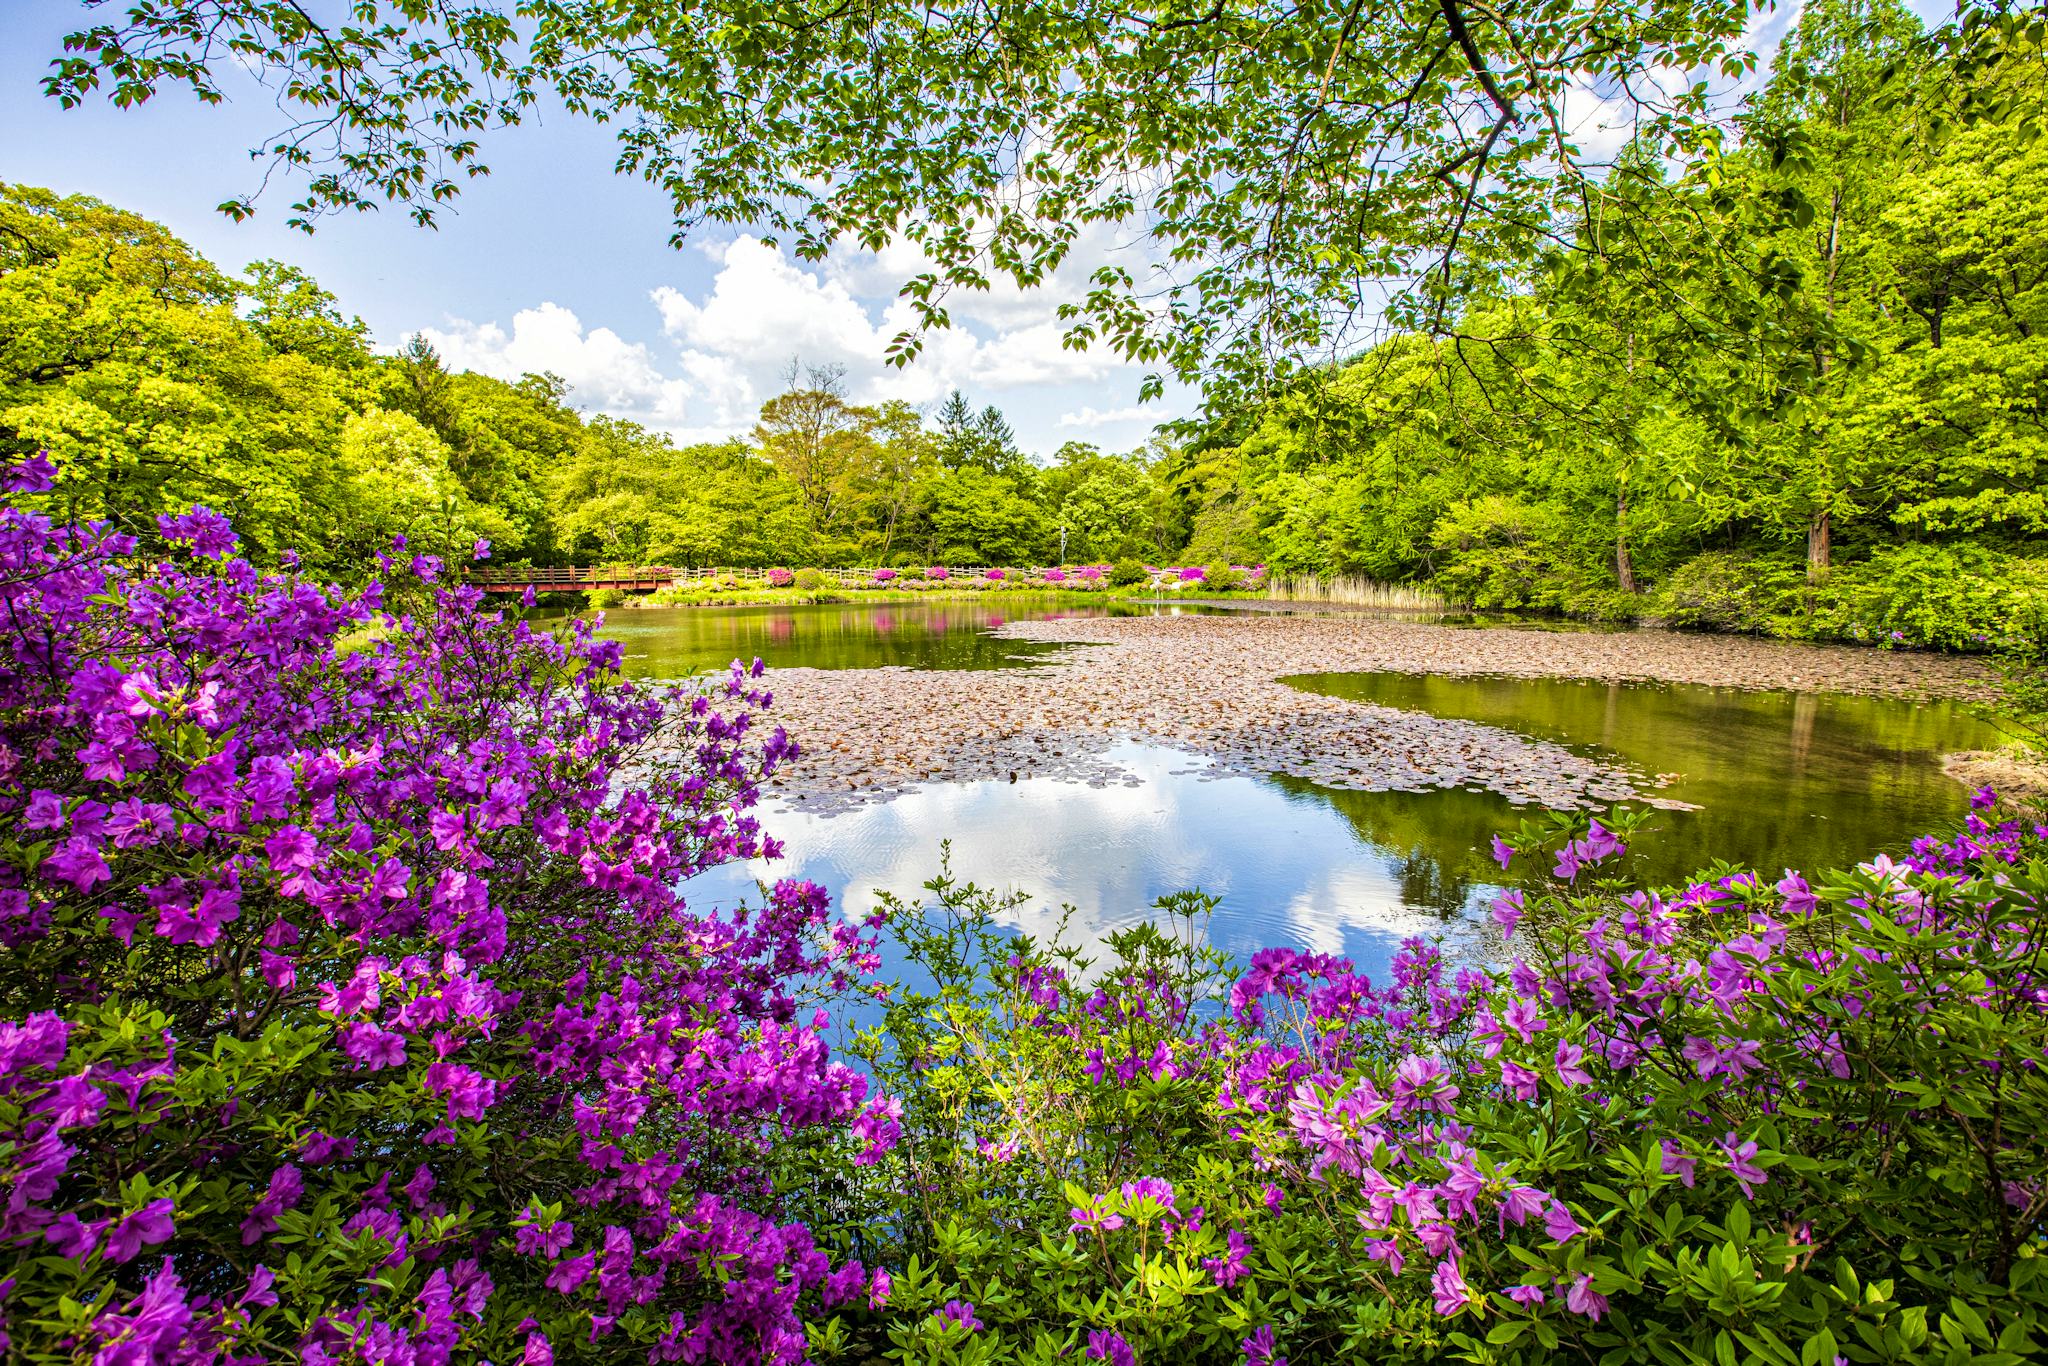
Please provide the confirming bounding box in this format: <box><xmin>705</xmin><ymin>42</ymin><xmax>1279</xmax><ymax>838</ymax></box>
<box><xmin>787</xmin><ymin>803</ymin><xmax>2048</xmax><ymax>1365</ymax></box>
<box><xmin>873</xmin><ymin>569</ymin><xmax>896</xmax><ymax>583</ymax></box>
<box><xmin>0</xmin><ymin>478</ymin><xmax>888</xmax><ymax>1363</ymax></box>
<box><xmin>927</xmin><ymin>568</ymin><xmax>949</xmax><ymax>581</ymax></box>
<box><xmin>766</xmin><ymin>567</ymin><xmax>794</xmax><ymax>587</ymax></box>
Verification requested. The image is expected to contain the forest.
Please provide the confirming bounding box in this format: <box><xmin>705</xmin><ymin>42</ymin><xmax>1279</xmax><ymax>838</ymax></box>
<box><xmin>5</xmin><ymin>0</ymin><xmax>2046</xmax><ymax>652</ymax></box>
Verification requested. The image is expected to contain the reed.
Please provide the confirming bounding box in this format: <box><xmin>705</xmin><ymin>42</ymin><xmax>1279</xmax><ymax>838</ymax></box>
<box><xmin>1263</xmin><ymin>574</ymin><xmax>1447</xmax><ymax>611</ymax></box>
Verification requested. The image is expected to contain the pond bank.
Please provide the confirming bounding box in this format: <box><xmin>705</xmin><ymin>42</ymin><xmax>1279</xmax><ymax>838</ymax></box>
<box><xmin>753</xmin><ymin>615</ymin><xmax>1996</xmax><ymax>813</ymax></box>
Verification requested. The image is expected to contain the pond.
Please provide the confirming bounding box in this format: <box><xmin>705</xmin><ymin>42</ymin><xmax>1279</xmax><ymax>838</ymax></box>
<box><xmin>594</xmin><ymin>597</ymin><xmax>1222</xmax><ymax>674</ymax></box>
<box><xmin>622</xmin><ymin>603</ymin><xmax>1996</xmax><ymax>981</ymax></box>
<box><xmin>1285</xmin><ymin>671</ymin><xmax>2003</xmax><ymax>889</ymax></box>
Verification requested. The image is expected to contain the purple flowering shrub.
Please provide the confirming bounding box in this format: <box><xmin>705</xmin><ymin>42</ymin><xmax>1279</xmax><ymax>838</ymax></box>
<box><xmin>766</xmin><ymin>567</ymin><xmax>795</xmax><ymax>587</ymax></box>
<box><xmin>0</xmin><ymin>491</ymin><xmax>889</xmax><ymax>1362</ymax></box>
<box><xmin>872</xmin><ymin>569</ymin><xmax>897</xmax><ymax>584</ymax></box>
<box><xmin>798</xmin><ymin>805</ymin><xmax>2048</xmax><ymax>1364</ymax></box>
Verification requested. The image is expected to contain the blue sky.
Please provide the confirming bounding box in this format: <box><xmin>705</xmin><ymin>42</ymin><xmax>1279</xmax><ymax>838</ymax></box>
<box><xmin>0</xmin><ymin>1</ymin><xmax>1946</xmax><ymax>455</ymax></box>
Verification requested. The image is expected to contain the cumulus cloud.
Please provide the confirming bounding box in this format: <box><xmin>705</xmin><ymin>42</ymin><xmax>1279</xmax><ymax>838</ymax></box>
<box><xmin>420</xmin><ymin>233</ymin><xmax>1187</xmax><ymax>449</ymax></box>
<box><xmin>1057</xmin><ymin>404</ymin><xmax>1166</xmax><ymax>430</ymax></box>
<box><xmin>419</xmin><ymin>303</ymin><xmax>696</xmax><ymax>429</ymax></box>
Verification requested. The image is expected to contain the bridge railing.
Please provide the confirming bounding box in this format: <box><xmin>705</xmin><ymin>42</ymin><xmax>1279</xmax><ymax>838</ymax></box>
<box><xmin>467</xmin><ymin>565</ymin><xmax>1049</xmax><ymax>590</ymax></box>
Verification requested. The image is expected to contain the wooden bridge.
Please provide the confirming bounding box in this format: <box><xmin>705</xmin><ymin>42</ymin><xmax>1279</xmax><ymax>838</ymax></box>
<box><xmin>468</xmin><ymin>565</ymin><xmax>683</xmax><ymax>594</ymax></box>
<box><xmin>467</xmin><ymin>565</ymin><xmax>1032</xmax><ymax>594</ymax></box>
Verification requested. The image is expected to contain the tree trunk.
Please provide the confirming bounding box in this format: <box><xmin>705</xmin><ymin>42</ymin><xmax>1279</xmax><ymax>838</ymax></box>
<box><xmin>1806</xmin><ymin>509</ymin><xmax>1832</xmax><ymax>584</ymax></box>
<box><xmin>1615</xmin><ymin>492</ymin><xmax>1636</xmax><ymax>594</ymax></box>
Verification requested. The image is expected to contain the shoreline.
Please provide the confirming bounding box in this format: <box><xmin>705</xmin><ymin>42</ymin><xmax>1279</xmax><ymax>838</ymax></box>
<box><xmin>750</xmin><ymin>614</ymin><xmax>1996</xmax><ymax>814</ymax></box>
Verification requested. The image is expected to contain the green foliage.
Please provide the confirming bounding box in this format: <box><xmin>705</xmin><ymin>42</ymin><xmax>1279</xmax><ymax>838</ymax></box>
<box><xmin>1657</xmin><ymin>552</ymin><xmax>1808</xmax><ymax>634</ymax></box>
<box><xmin>1201</xmin><ymin>561</ymin><xmax>1244</xmax><ymax>591</ymax></box>
<box><xmin>795</xmin><ymin>567</ymin><xmax>826</xmax><ymax>593</ymax></box>
<box><xmin>1108</xmin><ymin>559</ymin><xmax>1149</xmax><ymax>588</ymax></box>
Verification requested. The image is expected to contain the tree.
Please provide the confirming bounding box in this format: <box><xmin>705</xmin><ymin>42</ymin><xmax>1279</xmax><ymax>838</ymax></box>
<box><xmin>753</xmin><ymin>363</ymin><xmax>874</xmax><ymax>537</ymax></box>
<box><xmin>240</xmin><ymin>260</ymin><xmax>372</xmax><ymax>369</ymax></box>
<box><xmin>45</xmin><ymin>0</ymin><xmax>1835</xmax><ymax>411</ymax></box>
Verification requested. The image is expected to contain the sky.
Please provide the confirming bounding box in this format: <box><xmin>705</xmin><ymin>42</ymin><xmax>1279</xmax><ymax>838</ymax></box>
<box><xmin>0</xmin><ymin>0</ymin><xmax>1951</xmax><ymax>456</ymax></box>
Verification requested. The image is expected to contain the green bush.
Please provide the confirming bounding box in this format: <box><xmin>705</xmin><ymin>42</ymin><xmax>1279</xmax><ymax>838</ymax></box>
<box><xmin>1815</xmin><ymin>545</ymin><xmax>2048</xmax><ymax>651</ymax></box>
<box><xmin>586</xmin><ymin>586</ymin><xmax>627</xmax><ymax>608</ymax></box>
<box><xmin>1109</xmin><ymin>558</ymin><xmax>1149</xmax><ymax>587</ymax></box>
<box><xmin>794</xmin><ymin>567</ymin><xmax>826</xmax><ymax>592</ymax></box>
<box><xmin>1654</xmin><ymin>550</ymin><xmax>1805</xmax><ymax>633</ymax></box>
<box><xmin>1202</xmin><ymin>561</ymin><xmax>1245</xmax><ymax>591</ymax></box>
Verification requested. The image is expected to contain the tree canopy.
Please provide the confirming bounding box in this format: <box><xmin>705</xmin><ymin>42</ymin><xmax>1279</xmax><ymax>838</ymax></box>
<box><xmin>47</xmin><ymin>0</ymin><xmax>2045</xmax><ymax>412</ymax></box>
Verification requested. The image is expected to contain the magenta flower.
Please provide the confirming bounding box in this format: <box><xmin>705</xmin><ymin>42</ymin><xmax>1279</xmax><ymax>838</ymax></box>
<box><xmin>1242</xmin><ymin>1325</ymin><xmax>1286</xmax><ymax>1366</ymax></box>
<box><xmin>1543</xmin><ymin>1199</ymin><xmax>1584</xmax><ymax>1243</ymax></box>
<box><xmin>1205</xmin><ymin>1228</ymin><xmax>1250</xmax><ymax>1286</ymax></box>
<box><xmin>1553</xmin><ymin>1041</ymin><xmax>1593</xmax><ymax>1087</ymax></box>
<box><xmin>1490</xmin><ymin>836</ymin><xmax>1515</xmax><ymax>869</ymax></box>
<box><xmin>1565</xmin><ymin>1273</ymin><xmax>1609</xmax><ymax>1321</ymax></box>
<box><xmin>1086</xmin><ymin>1330</ymin><xmax>1135</xmax><ymax>1366</ymax></box>
<box><xmin>104</xmin><ymin>1198</ymin><xmax>176</xmax><ymax>1263</ymax></box>
<box><xmin>936</xmin><ymin>1300</ymin><xmax>983</xmax><ymax>1331</ymax></box>
<box><xmin>1720</xmin><ymin>1132</ymin><xmax>1769</xmax><ymax>1197</ymax></box>
<box><xmin>1431</xmin><ymin>1257</ymin><xmax>1475</xmax><ymax>1316</ymax></box>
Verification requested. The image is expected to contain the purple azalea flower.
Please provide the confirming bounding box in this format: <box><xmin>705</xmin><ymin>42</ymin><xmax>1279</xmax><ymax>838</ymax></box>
<box><xmin>1242</xmin><ymin>1325</ymin><xmax>1286</xmax><ymax>1366</ymax></box>
<box><xmin>1431</xmin><ymin>1257</ymin><xmax>1474</xmax><ymax>1316</ymax></box>
<box><xmin>1087</xmin><ymin>1330</ymin><xmax>1135</xmax><ymax>1366</ymax></box>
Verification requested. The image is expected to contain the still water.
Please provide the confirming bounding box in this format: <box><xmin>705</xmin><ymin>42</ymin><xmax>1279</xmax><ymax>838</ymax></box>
<box><xmin>1285</xmin><ymin>672</ymin><xmax>2003</xmax><ymax>889</ymax></box>
<box><xmin>597</xmin><ymin>597</ymin><xmax>1218</xmax><ymax>675</ymax></box>
<box><xmin>623</xmin><ymin>603</ymin><xmax>1997</xmax><ymax>977</ymax></box>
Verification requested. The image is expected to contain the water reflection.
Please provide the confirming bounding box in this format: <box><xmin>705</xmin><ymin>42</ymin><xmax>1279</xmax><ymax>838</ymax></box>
<box><xmin>683</xmin><ymin>676</ymin><xmax>1993</xmax><ymax>986</ymax></box>
<box><xmin>595</xmin><ymin>597</ymin><xmax>1224</xmax><ymax>675</ymax></box>
<box><xmin>1286</xmin><ymin>671</ymin><xmax>2002</xmax><ymax>885</ymax></box>
<box><xmin>685</xmin><ymin>743</ymin><xmax>1493</xmax><ymax>982</ymax></box>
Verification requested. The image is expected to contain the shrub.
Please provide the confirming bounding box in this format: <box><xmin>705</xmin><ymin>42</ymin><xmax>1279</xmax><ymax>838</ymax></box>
<box><xmin>1655</xmin><ymin>550</ymin><xmax>1805</xmax><ymax>634</ymax></box>
<box><xmin>1177</xmin><ymin>565</ymin><xmax>1205</xmax><ymax>582</ymax></box>
<box><xmin>586</xmin><ymin>586</ymin><xmax>626</xmax><ymax>608</ymax></box>
<box><xmin>1108</xmin><ymin>559</ymin><xmax>1148</xmax><ymax>587</ymax></box>
<box><xmin>1076</xmin><ymin>565</ymin><xmax>1104</xmax><ymax>582</ymax></box>
<box><xmin>788</xmin><ymin>801</ymin><xmax>2048</xmax><ymax>1365</ymax></box>
<box><xmin>928</xmin><ymin>567</ymin><xmax>950</xmax><ymax>581</ymax></box>
<box><xmin>1202</xmin><ymin>561</ymin><xmax>1243</xmax><ymax>590</ymax></box>
<box><xmin>984</xmin><ymin>568</ymin><xmax>1005</xmax><ymax>581</ymax></box>
<box><xmin>766</xmin><ymin>566</ymin><xmax>794</xmax><ymax>587</ymax></box>
<box><xmin>0</xmin><ymin>478</ymin><xmax>888</xmax><ymax>1364</ymax></box>
<box><xmin>795</xmin><ymin>566</ymin><xmax>826</xmax><ymax>592</ymax></box>
<box><xmin>1043</xmin><ymin>568</ymin><xmax>1068</xmax><ymax>583</ymax></box>
<box><xmin>1816</xmin><ymin>545</ymin><xmax>2048</xmax><ymax>651</ymax></box>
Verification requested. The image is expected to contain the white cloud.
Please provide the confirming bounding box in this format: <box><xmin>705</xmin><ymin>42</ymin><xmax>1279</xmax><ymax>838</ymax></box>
<box><xmin>419</xmin><ymin>303</ymin><xmax>696</xmax><ymax>428</ymax></box>
<box><xmin>418</xmin><ymin>233</ymin><xmax>1189</xmax><ymax>449</ymax></box>
<box><xmin>1058</xmin><ymin>404</ymin><xmax>1163</xmax><ymax>430</ymax></box>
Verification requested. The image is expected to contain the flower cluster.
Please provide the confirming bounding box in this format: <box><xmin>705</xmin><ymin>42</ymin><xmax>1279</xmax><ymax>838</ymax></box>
<box><xmin>810</xmin><ymin>797</ymin><xmax>2048</xmax><ymax>1363</ymax></box>
<box><xmin>766</xmin><ymin>567</ymin><xmax>794</xmax><ymax>587</ymax></box>
<box><xmin>0</xmin><ymin>482</ymin><xmax>888</xmax><ymax>1363</ymax></box>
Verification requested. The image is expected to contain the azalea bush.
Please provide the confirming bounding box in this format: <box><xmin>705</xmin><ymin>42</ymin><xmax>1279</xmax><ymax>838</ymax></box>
<box><xmin>0</xmin><ymin>469</ymin><xmax>889</xmax><ymax>1363</ymax></box>
<box><xmin>790</xmin><ymin>802</ymin><xmax>2048</xmax><ymax>1365</ymax></box>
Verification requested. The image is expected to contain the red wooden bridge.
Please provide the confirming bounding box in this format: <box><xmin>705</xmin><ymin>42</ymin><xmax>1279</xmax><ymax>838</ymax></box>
<box><xmin>468</xmin><ymin>566</ymin><xmax>681</xmax><ymax>594</ymax></box>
